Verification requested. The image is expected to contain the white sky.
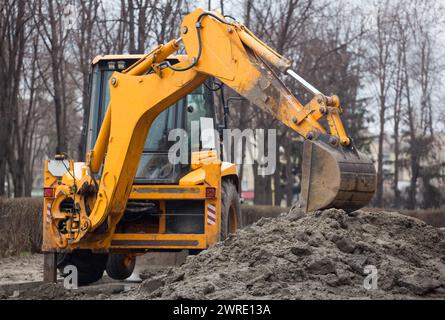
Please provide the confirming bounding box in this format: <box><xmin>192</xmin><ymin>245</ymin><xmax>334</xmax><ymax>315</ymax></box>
<box><xmin>99</xmin><ymin>0</ymin><xmax>445</xmax><ymax>135</ymax></box>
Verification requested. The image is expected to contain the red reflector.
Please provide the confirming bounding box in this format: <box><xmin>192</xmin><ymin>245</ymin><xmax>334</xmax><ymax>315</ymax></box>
<box><xmin>205</xmin><ymin>187</ymin><xmax>217</xmax><ymax>198</ymax></box>
<box><xmin>43</xmin><ymin>187</ymin><xmax>55</xmax><ymax>198</ymax></box>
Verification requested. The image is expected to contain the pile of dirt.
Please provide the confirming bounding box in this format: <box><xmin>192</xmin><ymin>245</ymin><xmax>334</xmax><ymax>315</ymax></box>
<box><xmin>138</xmin><ymin>209</ymin><xmax>445</xmax><ymax>299</ymax></box>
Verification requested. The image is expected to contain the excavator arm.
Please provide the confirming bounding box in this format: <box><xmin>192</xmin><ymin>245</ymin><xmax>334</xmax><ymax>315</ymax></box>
<box><xmin>47</xmin><ymin>9</ymin><xmax>375</xmax><ymax>248</ymax></box>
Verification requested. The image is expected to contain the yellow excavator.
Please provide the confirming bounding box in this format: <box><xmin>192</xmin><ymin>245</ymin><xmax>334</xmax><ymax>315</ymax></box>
<box><xmin>42</xmin><ymin>9</ymin><xmax>376</xmax><ymax>285</ymax></box>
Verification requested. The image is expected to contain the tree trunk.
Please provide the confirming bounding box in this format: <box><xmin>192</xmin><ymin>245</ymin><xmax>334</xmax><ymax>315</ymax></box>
<box><xmin>375</xmin><ymin>99</ymin><xmax>385</xmax><ymax>207</ymax></box>
<box><xmin>407</xmin><ymin>157</ymin><xmax>419</xmax><ymax>209</ymax></box>
<box><xmin>253</xmin><ymin>163</ymin><xmax>272</xmax><ymax>205</ymax></box>
<box><xmin>11</xmin><ymin>166</ymin><xmax>25</xmax><ymax>198</ymax></box>
<box><xmin>273</xmin><ymin>163</ymin><xmax>282</xmax><ymax>206</ymax></box>
<box><xmin>403</xmin><ymin>45</ymin><xmax>417</xmax><ymax>210</ymax></box>
<box><xmin>47</xmin><ymin>0</ymin><xmax>67</xmax><ymax>153</ymax></box>
<box><xmin>393</xmin><ymin>136</ymin><xmax>400</xmax><ymax>208</ymax></box>
<box><xmin>0</xmin><ymin>160</ymin><xmax>5</xmax><ymax>196</ymax></box>
<box><xmin>128</xmin><ymin>0</ymin><xmax>136</xmax><ymax>54</ymax></box>
<box><xmin>285</xmin><ymin>146</ymin><xmax>295</xmax><ymax>207</ymax></box>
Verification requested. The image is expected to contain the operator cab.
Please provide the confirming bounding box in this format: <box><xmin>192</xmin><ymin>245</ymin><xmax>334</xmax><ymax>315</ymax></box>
<box><xmin>83</xmin><ymin>55</ymin><xmax>218</xmax><ymax>184</ymax></box>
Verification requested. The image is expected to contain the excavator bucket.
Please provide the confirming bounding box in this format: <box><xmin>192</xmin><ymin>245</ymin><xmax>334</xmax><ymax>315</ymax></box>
<box><xmin>300</xmin><ymin>138</ymin><xmax>376</xmax><ymax>213</ymax></box>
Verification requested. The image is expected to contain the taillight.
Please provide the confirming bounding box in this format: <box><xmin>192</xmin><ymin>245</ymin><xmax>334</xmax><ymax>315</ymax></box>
<box><xmin>205</xmin><ymin>187</ymin><xmax>216</xmax><ymax>198</ymax></box>
<box><xmin>43</xmin><ymin>187</ymin><xmax>55</xmax><ymax>198</ymax></box>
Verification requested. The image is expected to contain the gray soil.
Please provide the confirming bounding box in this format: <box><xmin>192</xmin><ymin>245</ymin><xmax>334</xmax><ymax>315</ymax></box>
<box><xmin>1</xmin><ymin>209</ymin><xmax>444</xmax><ymax>300</ymax></box>
<box><xmin>0</xmin><ymin>254</ymin><xmax>170</xmax><ymax>300</ymax></box>
<box><xmin>0</xmin><ymin>254</ymin><xmax>43</xmax><ymax>285</ymax></box>
<box><xmin>137</xmin><ymin>209</ymin><xmax>445</xmax><ymax>299</ymax></box>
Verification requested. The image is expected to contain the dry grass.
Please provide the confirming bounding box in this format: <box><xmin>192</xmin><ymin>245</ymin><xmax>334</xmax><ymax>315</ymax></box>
<box><xmin>241</xmin><ymin>204</ymin><xmax>290</xmax><ymax>225</ymax></box>
<box><xmin>399</xmin><ymin>209</ymin><xmax>445</xmax><ymax>228</ymax></box>
<box><xmin>0</xmin><ymin>197</ymin><xmax>42</xmax><ymax>257</ymax></box>
<box><xmin>363</xmin><ymin>207</ymin><xmax>445</xmax><ymax>227</ymax></box>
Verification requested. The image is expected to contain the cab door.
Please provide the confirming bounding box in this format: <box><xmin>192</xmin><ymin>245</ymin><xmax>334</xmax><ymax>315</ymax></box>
<box><xmin>83</xmin><ymin>58</ymin><xmax>218</xmax><ymax>185</ymax></box>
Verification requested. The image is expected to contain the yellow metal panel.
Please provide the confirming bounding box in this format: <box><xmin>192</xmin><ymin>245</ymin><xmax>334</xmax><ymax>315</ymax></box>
<box><xmin>202</xmin><ymin>162</ymin><xmax>221</xmax><ymax>244</ymax></box>
<box><xmin>221</xmin><ymin>162</ymin><xmax>237</xmax><ymax>177</ymax></box>
<box><xmin>111</xmin><ymin>233</ymin><xmax>207</xmax><ymax>249</ymax></box>
<box><xmin>179</xmin><ymin>168</ymin><xmax>206</xmax><ymax>186</ymax></box>
<box><xmin>129</xmin><ymin>185</ymin><xmax>206</xmax><ymax>200</ymax></box>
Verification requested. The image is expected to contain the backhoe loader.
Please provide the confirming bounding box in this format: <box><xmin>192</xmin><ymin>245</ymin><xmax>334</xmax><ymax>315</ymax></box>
<box><xmin>42</xmin><ymin>8</ymin><xmax>376</xmax><ymax>285</ymax></box>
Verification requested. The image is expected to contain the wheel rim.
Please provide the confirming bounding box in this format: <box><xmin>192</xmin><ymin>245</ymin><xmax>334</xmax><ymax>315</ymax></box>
<box><xmin>123</xmin><ymin>255</ymin><xmax>133</xmax><ymax>268</ymax></box>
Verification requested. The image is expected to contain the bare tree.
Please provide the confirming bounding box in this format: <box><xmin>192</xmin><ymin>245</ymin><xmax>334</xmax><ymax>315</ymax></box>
<box><xmin>402</xmin><ymin>2</ymin><xmax>441</xmax><ymax>209</ymax></box>
<box><xmin>0</xmin><ymin>0</ymin><xmax>443</xmax><ymax>207</ymax></box>
<box><xmin>10</xmin><ymin>32</ymin><xmax>48</xmax><ymax>196</ymax></box>
<box><xmin>391</xmin><ymin>24</ymin><xmax>405</xmax><ymax>208</ymax></box>
<box><xmin>71</xmin><ymin>0</ymin><xmax>100</xmax><ymax>158</ymax></box>
<box><xmin>369</xmin><ymin>1</ymin><xmax>397</xmax><ymax>207</ymax></box>
<box><xmin>33</xmin><ymin>0</ymin><xmax>71</xmax><ymax>154</ymax></box>
<box><xmin>0</xmin><ymin>0</ymin><xmax>27</xmax><ymax>196</ymax></box>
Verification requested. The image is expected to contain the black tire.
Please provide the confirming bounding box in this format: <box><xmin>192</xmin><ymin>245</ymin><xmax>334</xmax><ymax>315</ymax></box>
<box><xmin>220</xmin><ymin>179</ymin><xmax>243</xmax><ymax>240</ymax></box>
<box><xmin>57</xmin><ymin>250</ymin><xmax>108</xmax><ymax>286</ymax></box>
<box><xmin>106</xmin><ymin>253</ymin><xmax>136</xmax><ymax>280</ymax></box>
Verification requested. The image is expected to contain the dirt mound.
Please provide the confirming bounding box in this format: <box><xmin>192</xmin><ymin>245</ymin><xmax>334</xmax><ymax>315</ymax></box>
<box><xmin>138</xmin><ymin>209</ymin><xmax>445</xmax><ymax>299</ymax></box>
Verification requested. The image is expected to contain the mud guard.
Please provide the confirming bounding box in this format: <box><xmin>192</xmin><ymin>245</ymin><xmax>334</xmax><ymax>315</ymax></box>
<box><xmin>300</xmin><ymin>137</ymin><xmax>376</xmax><ymax>213</ymax></box>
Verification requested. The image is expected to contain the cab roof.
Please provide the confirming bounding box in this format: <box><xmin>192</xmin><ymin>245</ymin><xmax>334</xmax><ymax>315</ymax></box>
<box><xmin>91</xmin><ymin>54</ymin><xmax>145</xmax><ymax>65</ymax></box>
<box><xmin>92</xmin><ymin>54</ymin><xmax>184</xmax><ymax>65</ymax></box>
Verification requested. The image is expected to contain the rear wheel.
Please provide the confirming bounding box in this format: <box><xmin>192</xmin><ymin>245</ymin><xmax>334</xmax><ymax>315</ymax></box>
<box><xmin>106</xmin><ymin>253</ymin><xmax>136</xmax><ymax>280</ymax></box>
<box><xmin>220</xmin><ymin>180</ymin><xmax>243</xmax><ymax>240</ymax></box>
<box><xmin>57</xmin><ymin>250</ymin><xmax>108</xmax><ymax>286</ymax></box>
